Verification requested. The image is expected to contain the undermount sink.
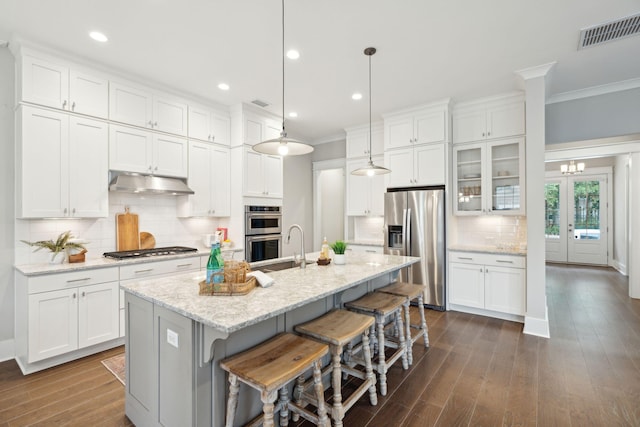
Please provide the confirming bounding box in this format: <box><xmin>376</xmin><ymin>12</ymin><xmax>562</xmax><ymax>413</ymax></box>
<box><xmin>253</xmin><ymin>259</ymin><xmax>315</xmax><ymax>273</ymax></box>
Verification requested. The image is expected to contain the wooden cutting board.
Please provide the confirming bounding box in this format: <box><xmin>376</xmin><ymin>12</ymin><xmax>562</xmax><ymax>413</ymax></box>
<box><xmin>140</xmin><ymin>232</ymin><xmax>156</xmax><ymax>249</ymax></box>
<box><xmin>116</xmin><ymin>207</ymin><xmax>140</xmax><ymax>251</ymax></box>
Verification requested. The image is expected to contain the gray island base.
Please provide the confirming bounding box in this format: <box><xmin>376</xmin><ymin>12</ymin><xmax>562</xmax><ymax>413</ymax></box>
<box><xmin>121</xmin><ymin>252</ymin><xmax>419</xmax><ymax>427</ymax></box>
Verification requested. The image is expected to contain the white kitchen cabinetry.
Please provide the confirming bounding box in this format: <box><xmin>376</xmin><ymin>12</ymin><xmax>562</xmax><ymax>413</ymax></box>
<box><xmin>384</xmin><ymin>102</ymin><xmax>449</xmax><ymax>150</ymax></box>
<box><xmin>110</xmin><ymin>81</ymin><xmax>188</xmax><ymax>136</ymax></box>
<box><xmin>178</xmin><ymin>142</ymin><xmax>230</xmax><ymax>217</ymax></box>
<box><xmin>188</xmin><ymin>104</ymin><xmax>230</xmax><ymax>145</ymax></box>
<box><xmin>453</xmin><ymin>138</ymin><xmax>525</xmax><ymax>216</ymax></box>
<box><xmin>19</xmin><ymin>54</ymin><xmax>109</xmax><ymax>118</ymax></box>
<box><xmin>244</xmin><ymin>148</ymin><xmax>283</xmax><ymax>198</ymax></box>
<box><xmin>452</xmin><ymin>94</ymin><xmax>524</xmax><ymax>144</ymax></box>
<box><xmin>346</xmin><ymin>157</ymin><xmax>385</xmax><ymax>216</ymax></box>
<box><xmin>346</xmin><ymin>123</ymin><xmax>383</xmax><ymax>159</ymax></box>
<box><xmin>449</xmin><ymin>251</ymin><xmax>526</xmax><ymax>318</ymax></box>
<box><xmin>386</xmin><ymin>143</ymin><xmax>446</xmax><ymax>187</ymax></box>
<box><xmin>17</xmin><ymin>105</ymin><xmax>108</xmax><ymax>218</ymax></box>
<box><xmin>109</xmin><ymin>124</ymin><xmax>188</xmax><ymax>178</ymax></box>
<box><xmin>17</xmin><ymin>267</ymin><xmax>120</xmax><ymax>366</ymax></box>
<box><xmin>345</xmin><ymin>244</ymin><xmax>383</xmax><ymax>254</ymax></box>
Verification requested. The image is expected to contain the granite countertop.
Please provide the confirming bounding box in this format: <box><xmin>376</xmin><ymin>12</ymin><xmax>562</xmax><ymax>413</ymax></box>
<box><xmin>121</xmin><ymin>252</ymin><xmax>419</xmax><ymax>334</ymax></box>
<box><xmin>448</xmin><ymin>244</ymin><xmax>527</xmax><ymax>256</ymax></box>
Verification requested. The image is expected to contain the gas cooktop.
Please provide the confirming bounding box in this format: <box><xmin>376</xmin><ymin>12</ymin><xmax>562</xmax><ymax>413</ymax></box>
<box><xmin>103</xmin><ymin>246</ymin><xmax>198</xmax><ymax>260</ymax></box>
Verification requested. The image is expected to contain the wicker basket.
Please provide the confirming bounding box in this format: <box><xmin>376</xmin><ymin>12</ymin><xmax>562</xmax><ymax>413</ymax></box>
<box><xmin>198</xmin><ymin>261</ymin><xmax>256</xmax><ymax>296</ymax></box>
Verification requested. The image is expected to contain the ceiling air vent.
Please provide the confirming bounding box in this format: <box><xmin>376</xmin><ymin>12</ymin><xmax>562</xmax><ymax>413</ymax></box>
<box><xmin>251</xmin><ymin>99</ymin><xmax>269</xmax><ymax>108</ymax></box>
<box><xmin>578</xmin><ymin>12</ymin><xmax>640</xmax><ymax>49</ymax></box>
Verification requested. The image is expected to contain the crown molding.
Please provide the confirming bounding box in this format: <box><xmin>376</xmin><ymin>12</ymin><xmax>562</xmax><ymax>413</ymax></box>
<box><xmin>546</xmin><ymin>77</ymin><xmax>640</xmax><ymax>104</ymax></box>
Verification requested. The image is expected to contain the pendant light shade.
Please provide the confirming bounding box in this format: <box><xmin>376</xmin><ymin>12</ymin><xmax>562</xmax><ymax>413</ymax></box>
<box><xmin>351</xmin><ymin>47</ymin><xmax>390</xmax><ymax>176</ymax></box>
<box><xmin>252</xmin><ymin>0</ymin><xmax>314</xmax><ymax>157</ymax></box>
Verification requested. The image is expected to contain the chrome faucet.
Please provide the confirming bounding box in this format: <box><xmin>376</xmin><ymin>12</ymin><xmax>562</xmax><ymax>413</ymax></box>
<box><xmin>286</xmin><ymin>224</ymin><xmax>306</xmax><ymax>269</ymax></box>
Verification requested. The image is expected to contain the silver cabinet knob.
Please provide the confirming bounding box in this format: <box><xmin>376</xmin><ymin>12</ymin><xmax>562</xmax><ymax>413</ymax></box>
<box><xmin>148</xmin><ymin>120</ymin><xmax>154</xmax><ymax>127</ymax></box>
<box><xmin>72</xmin><ymin>208</ymin><xmax>76</xmax><ymax>215</ymax></box>
<box><xmin>154</xmin><ymin>121</ymin><xmax>158</xmax><ymax>127</ymax></box>
<box><xmin>81</xmin><ymin>291</ymin><xmax>86</xmax><ymax>297</ymax></box>
<box><xmin>62</xmin><ymin>100</ymin><xmax>67</xmax><ymax>109</ymax></box>
<box><xmin>211</xmin><ymin>135</ymin><xmax>215</xmax><ymax>141</ymax></box>
<box><xmin>64</xmin><ymin>207</ymin><xmax>68</xmax><ymax>215</ymax></box>
<box><xmin>72</xmin><ymin>101</ymin><xmax>76</xmax><ymax>110</ymax></box>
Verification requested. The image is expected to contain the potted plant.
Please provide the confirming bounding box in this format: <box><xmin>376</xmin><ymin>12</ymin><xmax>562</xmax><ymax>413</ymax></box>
<box><xmin>330</xmin><ymin>240</ymin><xmax>347</xmax><ymax>265</ymax></box>
<box><xmin>21</xmin><ymin>231</ymin><xmax>87</xmax><ymax>264</ymax></box>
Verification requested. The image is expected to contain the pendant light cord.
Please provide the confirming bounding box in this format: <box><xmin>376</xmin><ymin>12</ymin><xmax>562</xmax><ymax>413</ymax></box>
<box><xmin>368</xmin><ymin>49</ymin><xmax>372</xmax><ymax>163</ymax></box>
<box><xmin>281</xmin><ymin>0</ymin><xmax>286</xmax><ymax>137</ymax></box>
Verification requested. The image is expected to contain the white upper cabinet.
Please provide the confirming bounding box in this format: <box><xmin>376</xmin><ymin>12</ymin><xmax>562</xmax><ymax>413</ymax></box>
<box><xmin>19</xmin><ymin>54</ymin><xmax>108</xmax><ymax>118</ymax></box>
<box><xmin>384</xmin><ymin>101</ymin><xmax>450</xmax><ymax>150</ymax></box>
<box><xmin>109</xmin><ymin>81</ymin><xmax>188</xmax><ymax>136</ymax></box>
<box><xmin>17</xmin><ymin>105</ymin><xmax>108</xmax><ymax>218</ymax></box>
<box><xmin>386</xmin><ymin>143</ymin><xmax>446</xmax><ymax>187</ymax></box>
<box><xmin>109</xmin><ymin>124</ymin><xmax>187</xmax><ymax>177</ymax></box>
<box><xmin>188</xmin><ymin>104</ymin><xmax>230</xmax><ymax>145</ymax></box>
<box><xmin>346</xmin><ymin>157</ymin><xmax>385</xmax><ymax>216</ymax></box>
<box><xmin>346</xmin><ymin>123</ymin><xmax>384</xmax><ymax>159</ymax></box>
<box><xmin>243</xmin><ymin>147</ymin><xmax>283</xmax><ymax>198</ymax></box>
<box><xmin>452</xmin><ymin>93</ymin><xmax>525</xmax><ymax>144</ymax></box>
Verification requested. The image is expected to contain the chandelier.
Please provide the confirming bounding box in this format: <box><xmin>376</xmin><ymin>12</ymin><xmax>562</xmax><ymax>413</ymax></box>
<box><xmin>560</xmin><ymin>160</ymin><xmax>585</xmax><ymax>175</ymax></box>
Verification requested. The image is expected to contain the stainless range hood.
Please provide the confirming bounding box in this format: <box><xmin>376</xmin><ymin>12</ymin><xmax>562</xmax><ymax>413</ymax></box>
<box><xmin>109</xmin><ymin>172</ymin><xmax>194</xmax><ymax>195</ymax></box>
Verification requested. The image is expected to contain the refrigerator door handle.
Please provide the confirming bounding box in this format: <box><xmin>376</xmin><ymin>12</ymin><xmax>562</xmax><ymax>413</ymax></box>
<box><xmin>405</xmin><ymin>208</ymin><xmax>411</xmax><ymax>256</ymax></box>
<box><xmin>402</xmin><ymin>208</ymin><xmax>408</xmax><ymax>255</ymax></box>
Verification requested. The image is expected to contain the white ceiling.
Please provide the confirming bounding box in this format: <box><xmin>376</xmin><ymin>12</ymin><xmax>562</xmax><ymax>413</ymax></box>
<box><xmin>1</xmin><ymin>0</ymin><xmax>639</xmax><ymax>143</ymax></box>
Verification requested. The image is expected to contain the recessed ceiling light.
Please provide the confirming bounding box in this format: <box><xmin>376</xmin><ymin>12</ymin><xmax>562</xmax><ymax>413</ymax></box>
<box><xmin>286</xmin><ymin>50</ymin><xmax>300</xmax><ymax>60</ymax></box>
<box><xmin>89</xmin><ymin>31</ymin><xmax>108</xmax><ymax>43</ymax></box>
<box><xmin>288</xmin><ymin>112</ymin><xmax>298</xmax><ymax>118</ymax></box>
<box><xmin>352</xmin><ymin>93</ymin><xmax>362</xmax><ymax>100</ymax></box>
<box><xmin>218</xmin><ymin>83</ymin><xmax>230</xmax><ymax>91</ymax></box>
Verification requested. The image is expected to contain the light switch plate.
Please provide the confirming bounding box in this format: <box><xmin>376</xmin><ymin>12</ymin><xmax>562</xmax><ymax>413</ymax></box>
<box><xmin>167</xmin><ymin>329</ymin><xmax>179</xmax><ymax>348</ymax></box>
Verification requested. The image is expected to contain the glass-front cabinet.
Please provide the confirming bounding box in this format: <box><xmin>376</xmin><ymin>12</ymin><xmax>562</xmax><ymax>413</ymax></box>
<box><xmin>453</xmin><ymin>138</ymin><xmax>525</xmax><ymax>215</ymax></box>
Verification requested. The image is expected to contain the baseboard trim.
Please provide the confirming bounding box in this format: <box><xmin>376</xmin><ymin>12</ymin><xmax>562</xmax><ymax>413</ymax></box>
<box><xmin>0</xmin><ymin>338</ymin><xmax>15</xmax><ymax>362</ymax></box>
<box><xmin>612</xmin><ymin>259</ymin><xmax>628</xmax><ymax>276</ymax></box>
<box><xmin>523</xmin><ymin>307</ymin><xmax>550</xmax><ymax>338</ymax></box>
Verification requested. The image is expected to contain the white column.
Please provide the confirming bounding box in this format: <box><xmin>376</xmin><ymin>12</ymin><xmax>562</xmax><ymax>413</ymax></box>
<box><xmin>629</xmin><ymin>153</ymin><xmax>640</xmax><ymax>298</ymax></box>
<box><xmin>516</xmin><ymin>62</ymin><xmax>556</xmax><ymax>338</ymax></box>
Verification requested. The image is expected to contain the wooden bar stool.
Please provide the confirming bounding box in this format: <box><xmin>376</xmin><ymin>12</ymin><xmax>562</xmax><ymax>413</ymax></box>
<box><xmin>376</xmin><ymin>282</ymin><xmax>430</xmax><ymax>365</ymax></box>
<box><xmin>344</xmin><ymin>292</ymin><xmax>408</xmax><ymax>396</ymax></box>
<box><xmin>220</xmin><ymin>333</ymin><xmax>330</xmax><ymax>427</ymax></box>
<box><xmin>294</xmin><ymin>309</ymin><xmax>377</xmax><ymax>427</ymax></box>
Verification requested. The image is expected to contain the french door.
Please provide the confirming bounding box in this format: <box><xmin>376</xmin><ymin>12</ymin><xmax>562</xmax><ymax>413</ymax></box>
<box><xmin>545</xmin><ymin>174</ymin><xmax>608</xmax><ymax>265</ymax></box>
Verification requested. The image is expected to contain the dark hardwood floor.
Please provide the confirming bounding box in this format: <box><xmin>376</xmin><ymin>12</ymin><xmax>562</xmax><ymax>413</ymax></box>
<box><xmin>1</xmin><ymin>264</ymin><xmax>638</xmax><ymax>426</ymax></box>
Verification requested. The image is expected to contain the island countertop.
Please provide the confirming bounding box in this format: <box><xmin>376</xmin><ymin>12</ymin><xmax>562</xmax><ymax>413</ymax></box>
<box><xmin>120</xmin><ymin>252</ymin><xmax>419</xmax><ymax>334</ymax></box>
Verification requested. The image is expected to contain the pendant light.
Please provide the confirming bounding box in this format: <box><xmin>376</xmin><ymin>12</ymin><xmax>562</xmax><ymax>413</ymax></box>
<box><xmin>252</xmin><ymin>0</ymin><xmax>314</xmax><ymax>156</ymax></box>
<box><xmin>351</xmin><ymin>47</ymin><xmax>391</xmax><ymax>176</ymax></box>
<box><xmin>560</xmin><ymin>160</ymin><xmax>585</xmax><ymax>175</ymax></box>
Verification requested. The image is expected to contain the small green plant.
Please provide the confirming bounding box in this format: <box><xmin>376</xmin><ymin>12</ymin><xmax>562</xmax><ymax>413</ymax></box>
<box><xmin>330</xmin><ymin>240</ymin><xmax>347</xmax><ymax>255</ymax></box>
<box><xmin>21</xmin><ymin>231</ymin><xmax>86</xmax><ymax>254</ymax></box>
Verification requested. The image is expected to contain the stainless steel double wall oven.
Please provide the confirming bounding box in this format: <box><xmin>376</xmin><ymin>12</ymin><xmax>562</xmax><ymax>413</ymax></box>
<box><xmin>245</xmin><ymin>206</ymin><xmax>282</xmax><ymax>262</ymax></box>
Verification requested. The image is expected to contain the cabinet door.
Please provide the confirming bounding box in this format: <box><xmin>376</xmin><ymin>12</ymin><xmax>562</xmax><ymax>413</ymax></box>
<box><xmin>263</xmin><ymin>154</ymin><xmax>283</xmax><ymax>198</ymax></box>
<box><xmin>346</xmin><ymin>131</ymin><xmax>369</xmax><ymax>158</ymax></box>
<box><xmin>369</xmin><ymin>157</ymin><xmax>386</xmax><ymax>216</ymax></box>
<box><xmin>385</xmin><ymin>116</ymin><xmax>413</xmax><ymax>150</ymax></box>
<box><xmin>453</xmin><ymin>109</ymin><xmax>486</xmax><ymax>143</ymax></box>
<box><xmin>28</xmin><ymin>288</ymin><xmax>78</xmax><ymax>362</ymax></box>
<box><xmin>18</xmin><ymin>106</ymin><xmax>69</xmax><ymax>218</ymax></box>
<box><xmin>78</xmin><ymin>282</ymin><xmax>120</xmax><ymax>348</ymax></box>
<box><xmin>487</xmin><ymin>102</ymin><xmax>524</xmax><ymax>140</ymax></box>
<box><xmin>370</xmin><ymin>127</ymin><xmax>384</xmax><ymax>156</ymax></box>
<box><xmin>453</xmin><ymin>142</ymin><xmax>485</xmax><ymax>215</ymax></box>
<box><xmin>386</xmin><ymin>148</ymin><xmax>414</xmax><ymax>187</ymax></box>
<box><xmin>245</xmin><ymin>116</ymin><xmax>264</xmax><ymax>145</ymax></box>
<box><xmin>264</xmin><ymin>119</ymin><xmax>282</xmax><ymax>141</ymax></box>
<box><xmin>244</xmin><ymin>149</ymin><xmax>265</xmax><ymax>196</ymax></box>
<box><xmin>414</xmin><ymin>143</ymin><xmax>445</xmax><ymax>186</ymax></box>
<box><xmin>109</xmin><ymin>82</ymin><xmax>153</xmax><ymax>128</ymax></box>
<box><xmin>109</xmin><ymin>124</ymin><xmax>153</xmax><ymax>174</ymax></box>
<box><xmin>414</xmin><ymin>110</ymin><xmax>446</xmax><ymax>145</ymax></box>
<box><xmin>487</xmin><ymin>138</ymin><xmax>525</xmax><ymax>215</ymax></box>
<box><xmin>210</xmin><ymin>113</ymin><xmax>230</xmax><ymax>146</ymax></box>
<box><xmin>211</xmin><ymin>146</ymin><xmax>231</xmax><ymax>216</ymax></box>
<box><xmin>153</xmin><ymin>95</ymin><xmax>188</xmax><ymax>136</ymax></box>
<box><xmin>182</xmin><ymin>141</ymin><xmax>212</xmax><ymax>216</ymax></box>
<box><xmin>346</xmin><ymin>160</ymin><xmax>371</xmax><ymax>215</ymax></box>
<box><xmin>449</xmin><ymin>262</ymin><xmax>485</xmax><ymax>308</ymax></box>
<box><xmin>69</xmin><ymin>69</ymin><xmax>108</xmax><ymax>118</ymax></box>
<box><xmin>484</xmin><ymin>266</ymin><xmax>525</xmax><ymax>315</ymax></box>
<box><xmin>21</xmin><ymin>55</ymin><xmax>69</xmax><ymax>110</ymax></box>
<box><xmin>187</xmin><ymin>105</ymin><xmax>211</xmax><ymax>141</ymax></box>
<box><xmin>69</xmin><ymin>117</ymin><xmax>109</xmax><ymax>217</ymax></box>
<box><xmin>153</xmin><ymin>134</ymin><xmax>188</xmax><ymax>177</ymax></box>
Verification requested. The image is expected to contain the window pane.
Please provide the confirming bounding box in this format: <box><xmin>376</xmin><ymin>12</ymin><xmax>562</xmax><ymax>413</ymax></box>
<box><xmin>573</xmin><ymin>180</ymin><xmax>600</xmax><ymax>240</ymax></box>
<box><xmin>545</xmin><ymin>183</ymin><xmax>560</xmax><ymax>238</ymax></box>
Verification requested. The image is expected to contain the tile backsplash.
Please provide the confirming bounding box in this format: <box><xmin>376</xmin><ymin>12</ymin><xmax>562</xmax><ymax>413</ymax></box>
<box><xmin>452</xmin><ymin>216</ymin><xmax>527</xmax><ymax>248</ymax></box>
<box><xmin>15</xmin><ymin>193</ymin><xmax>230</xmax><ymax>265</ymax></box>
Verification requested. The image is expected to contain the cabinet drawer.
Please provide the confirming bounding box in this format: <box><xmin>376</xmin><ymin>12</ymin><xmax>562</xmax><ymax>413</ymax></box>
<box><xmin>449</xmin><ymin>251</ymin><xmax>525</xmax><ymax>268</ymax></box>
<box><xmin>119</xmin><ymin>257</ymin><xmax>200</xmax><ymax>280</ymax></box>
<box><xmin>485</xmin><ymin>255</ymin><xmax>525</xmax><ymax>269</ymax></box>
<box><xmin>28</xmin><ymin>267</ymin><xmax>119</xmax><ymax>294</ymax></box>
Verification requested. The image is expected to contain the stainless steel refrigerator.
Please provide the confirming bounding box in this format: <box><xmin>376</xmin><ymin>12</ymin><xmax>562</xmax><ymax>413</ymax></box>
<box><xmin>384</xmin><ymin>186</ymin><xmax>446</xmax><ymax>311</ymax></box>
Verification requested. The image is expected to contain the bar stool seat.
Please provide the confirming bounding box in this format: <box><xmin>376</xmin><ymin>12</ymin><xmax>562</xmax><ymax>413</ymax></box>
<box><xmin>295</xmin><ymin>309</ymin><xmax>377</xmax><ymax>427</ymax></box>
<box><xmin>220</xmin><ymin>333</ymin><xmax>330</xmax><ymax>427</ymax></box>
<box><xmin>376</xmin><ymin>282</ymin><xmax>430</xmax><ymax>365</ymax></box>
<box><xmin>344</xmin><ymin>292</ymin><xmax>408</xmax><ymax>396</ymax></box>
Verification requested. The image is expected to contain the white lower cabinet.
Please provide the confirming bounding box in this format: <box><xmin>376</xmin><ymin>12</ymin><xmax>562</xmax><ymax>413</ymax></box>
<box><xmin>448</xmin><ymin>251</ymin><xmax>525</xmax><ymax>317</ymax></box>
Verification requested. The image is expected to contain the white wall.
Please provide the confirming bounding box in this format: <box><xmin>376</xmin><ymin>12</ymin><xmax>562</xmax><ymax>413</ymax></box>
<box><xmin>0</xmin><ymin>45</ymin><xmax>15</xmax><ymax>360</ymax></box>
<box><xmin>318</xmin><ymin>168</ymin><xmax>344</xmax><ymax>245</ymax></box>
<box><xmin>282</xmin><ymin>154</ymin><xmax>313</xmax><ymax>257</ymax></box>
<box><xmin>613</xmin><ymin>154</ymin><xmax>629</xmax><ymax>274</ymax></box>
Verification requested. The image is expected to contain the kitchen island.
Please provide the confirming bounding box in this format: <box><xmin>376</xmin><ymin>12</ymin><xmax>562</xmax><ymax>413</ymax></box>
<box><xmin>121</xmin><ymin>251</ymin><xmax>419</xmax><ymax>427</ymax></box>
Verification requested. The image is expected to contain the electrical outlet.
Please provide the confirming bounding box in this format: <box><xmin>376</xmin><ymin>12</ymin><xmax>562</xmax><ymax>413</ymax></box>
<box><xmin>167</xmin><ymin>329</ymin><xmax>179</xmax><ymax>348</ymax></box>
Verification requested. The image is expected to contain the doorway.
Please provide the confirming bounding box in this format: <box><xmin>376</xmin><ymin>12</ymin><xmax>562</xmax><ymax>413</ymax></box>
<box><xmin>313</xmin><ymin>159</ymin><xmax>346</xmax><ymax>250</ymax></box>
<box><xmin>545</xmin><ymin>171</ymin><xmax>610</xmax><ymax>265</ymax></box>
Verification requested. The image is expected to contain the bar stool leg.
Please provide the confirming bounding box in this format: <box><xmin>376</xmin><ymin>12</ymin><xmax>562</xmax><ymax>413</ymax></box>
<box><xmin>375</xmin><ymin>316</ymin><xmax>388</xmax><ymax>396</ymax></box>
<box><xmin>279</xmin><ymin>386</ymin><xmax>290</xmax><ymax>426</ymax></box>
<box><xmin>331</xmin><ymin>345</ymin><xmax>345</xmax><ymax>427</ymax></box>
<box><xmin>370</xmin><ymin>324</ymin><xmax>377</xmax><ymax>355</ymax></box>
<box><xmin>313</xmin><ymin>359</ymin><xmax>330</xmax><ymax>427</ymax></box>
<box><xmin>361</xmin><ymin>329</ymin><xmax>377</xmax><ymax>405</ymax></box>
<box><xmin>260</xmin><ymin>389</ymin><xmax>278</xmax><ymax>427</ymax></box>
<box><xmin>403</xmin><ymin>300</ymin><xmax>413</xmax><ymax>365</ymax></box>
<box><xmin>292</xmin><ymin>375</ymin><xmax>305</xmax><ymax>422</ymax></box>
<box><xmin>418</xmin><ymin>294</ymin><xmax>430</xmax><ymax>347</ymax></box>
<box><xmin>225</xmin><ymin>374</ymin><xmax>239</xmax><ymax>427</ymax></box>
<box><xmin>396</xmin><ymin>311</ymin><xmax>409</xmax><ymax>370</ymax></box>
